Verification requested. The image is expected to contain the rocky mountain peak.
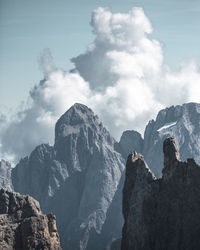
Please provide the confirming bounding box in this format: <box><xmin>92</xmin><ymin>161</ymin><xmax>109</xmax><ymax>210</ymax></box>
<box><xmin>55</xmin><ymin>103</ymin><xmax>109</xmax><ymax>141</ymax></box>
<box><xmin>56</xmin><ymin>103</ymin><xmax>95</xmax><ymax>130</ymax></box>
<box><xmin>54</xmin><ymin>103</ymin><xmax>115</xmax><ymax>167</ymax></box>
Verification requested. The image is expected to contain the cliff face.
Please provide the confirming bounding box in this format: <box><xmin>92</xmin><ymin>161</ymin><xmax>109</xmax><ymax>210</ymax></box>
<box><xmin>122</xmin><ymin>137</ymin><xmax>200</xmax><ymax>250</ymax></box>
<box><xmin>0</xmin><ymin>188</ymin><xmax>61</xmax><ymax>250</ymax></box>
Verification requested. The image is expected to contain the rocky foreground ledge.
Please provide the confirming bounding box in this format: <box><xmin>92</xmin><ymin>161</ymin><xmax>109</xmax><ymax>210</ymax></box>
<box><xmin>122</xmin><ymin>137</ymin><xmax>200</xmax><ymax>250</ymax></box>
<box><xmin>0</xmin><ymin>188</ymin><xmax>61</xmax><ymax>250</ymax></box>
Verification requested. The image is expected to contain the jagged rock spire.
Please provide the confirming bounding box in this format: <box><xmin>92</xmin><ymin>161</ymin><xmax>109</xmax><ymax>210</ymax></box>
<box><xmin>162</xmin><ymin>137</ymin><xmax>180</xmax><ymax>180</ymax></box>
<box><xmin>122</xmin><ymin>151</ymin><xmax>156</xmax><ymax>250</ymax></box>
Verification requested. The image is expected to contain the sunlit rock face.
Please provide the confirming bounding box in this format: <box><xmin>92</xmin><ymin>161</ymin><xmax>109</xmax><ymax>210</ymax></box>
<box><xmin>12</xmin><ymin>103</ymin><xmax>125</xmax><ymax>250</ymax></box>
<box><xmin>142</xmin><ymin>102</ymin><xmax>200</xmax><ymax>177</ymax></box>
<box><xmin>0</xmin><ymin>188</ymin><xmax>61</xmax><ymax>250</ymax></box>
<box><xmin>122</xmin><ymin>137</ymin><xmax>200</xmax><ymax>250</ymax></box>
<box><xmin>0</xmin><ymin>160</ymin><xmax>13</xmax><ymax>190</ymax></box>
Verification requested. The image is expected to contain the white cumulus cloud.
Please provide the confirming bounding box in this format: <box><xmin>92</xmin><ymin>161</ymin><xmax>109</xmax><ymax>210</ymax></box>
<box><xmin>1</xmin><ymin>7</ymin><xmax>200</xmax><ymax>163</ymax></box>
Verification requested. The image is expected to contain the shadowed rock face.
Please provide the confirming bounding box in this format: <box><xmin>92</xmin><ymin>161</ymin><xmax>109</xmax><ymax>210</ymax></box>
<box><xmin>0</xmin><ymin>188</ymin><xmax>61</xmax><ymax>250</ymax></box>
<box><xmin>122</xmin><ymin>137</ymin><xmax>200</xmax><ymax>250</ymax></box>
<box><xmin>162</xmin><ymin>137</ymin><xmax>180</xmax><ymax>180</ymax></box>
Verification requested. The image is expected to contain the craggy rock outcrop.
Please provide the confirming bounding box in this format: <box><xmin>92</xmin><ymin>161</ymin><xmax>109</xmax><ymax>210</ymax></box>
<box><xmin>0</xmin><ymin>188</ymin><xmax>61</xmax><ymax>250</ymax></box>
<box><xmin>122</xmin><ymin>137</ymin><xmax>200</xmax><ymax>250</ymax></box>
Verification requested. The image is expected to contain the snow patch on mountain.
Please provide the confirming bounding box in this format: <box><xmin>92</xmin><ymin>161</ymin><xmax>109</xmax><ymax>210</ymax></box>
<box><xmin>157</xmin><ymin>121</ymin><xmax>177</xmax><ymax>132</ymax></box>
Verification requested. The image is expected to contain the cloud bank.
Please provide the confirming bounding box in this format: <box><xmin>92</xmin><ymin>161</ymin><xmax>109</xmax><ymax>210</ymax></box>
<box><xmin>1</xmin><ymin>7</ymin><xmax>200</xmax><ymax>162</ymax></box>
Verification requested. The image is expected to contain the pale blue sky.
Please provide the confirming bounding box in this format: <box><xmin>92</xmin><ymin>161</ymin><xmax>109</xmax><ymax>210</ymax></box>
<box><xmin>0</xmin><ymin>0</ymin><xmax>200</xmax><ymax>109</ymax></box>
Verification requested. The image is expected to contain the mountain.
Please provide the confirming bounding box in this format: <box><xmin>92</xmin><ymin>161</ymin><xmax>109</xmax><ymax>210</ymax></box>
<box><xmin>0</xmin><ymin>188</ymin><xmax>61</xmax><ymax>250</ymax></box>
<box><xmin>98</xmin><ymin>102</ymin><xmax>200</xmax><ymax>248</ymax></box>
<box><xmin>1</xmin><ymin>102</ymin><xmax>199</xmax><ymax>249</ymax></box>
<box><xmin>122</xmin><ymin>137</ymin><xmax>200</xmax><ymax>250</ymax></box>
<box><xmin>143</xmin><ymin>102</ymin><xmax>200</xmax><ymax>177</ymax></box>
<box><xmin>0</xmin><ymin>159</ymin><xmax>13</xmax><ymax>190</ymax></box>
<box><xmin>11</xmin><ymin>103</ymin><xmax>125</xmax><ymax>250</ymax></box>
<box><xmin>120</xmin><ymin>103</ymin><xmax>200</xmax><ymax>177</ymax></box>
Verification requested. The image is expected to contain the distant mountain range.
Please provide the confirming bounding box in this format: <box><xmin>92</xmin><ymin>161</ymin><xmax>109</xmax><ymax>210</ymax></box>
<box><xmin>0</xmin><ymin>102</ymin><xmax>200</xmax><ymax>249</ymax></box>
